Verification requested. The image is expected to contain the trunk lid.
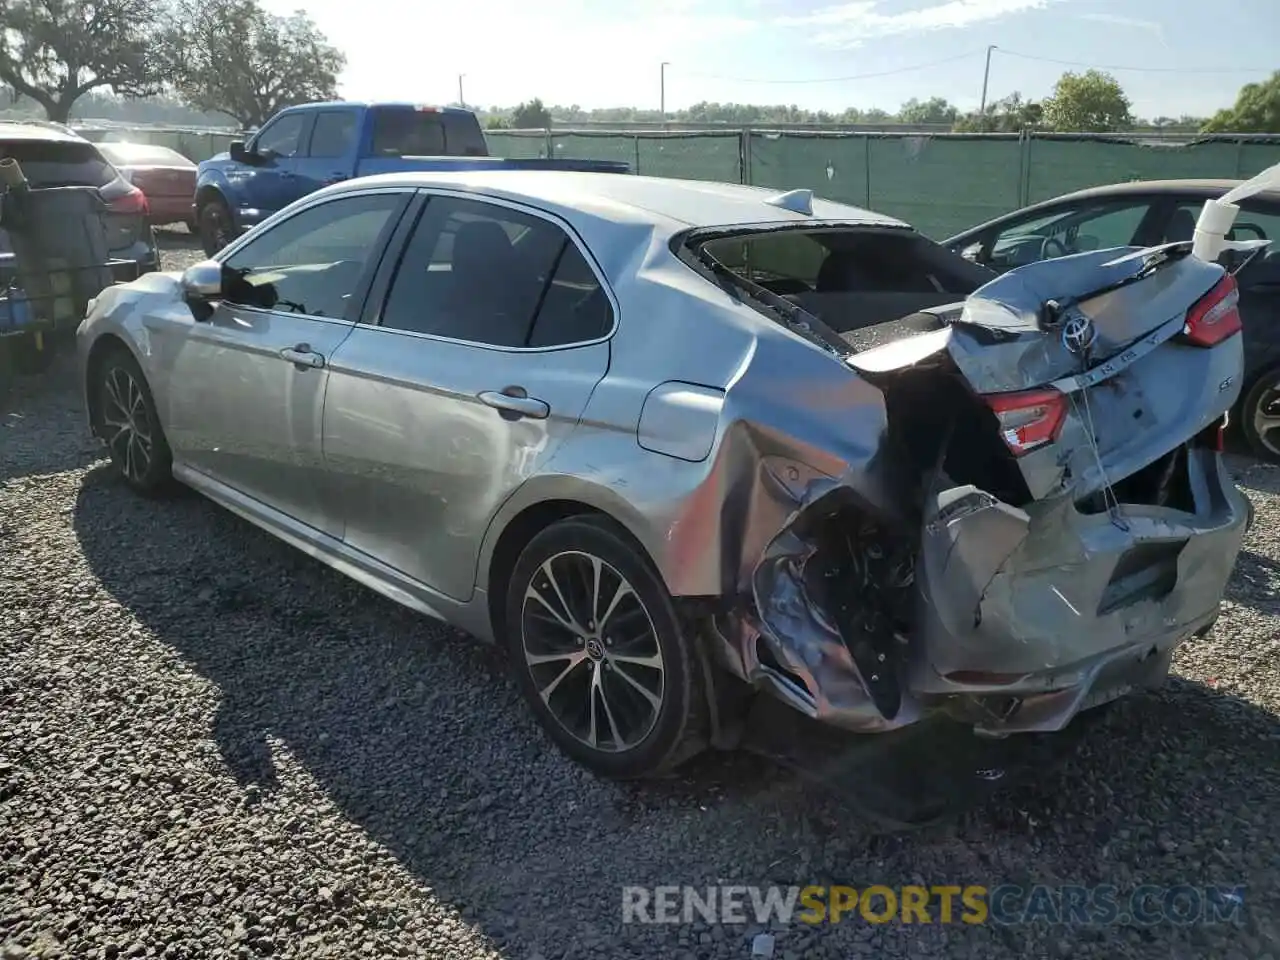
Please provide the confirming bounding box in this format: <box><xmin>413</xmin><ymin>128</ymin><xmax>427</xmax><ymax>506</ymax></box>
<box><xmin>850</xmin><ymin>246</ymin><xmax>1244</xmax><ymax>503</ymax></box>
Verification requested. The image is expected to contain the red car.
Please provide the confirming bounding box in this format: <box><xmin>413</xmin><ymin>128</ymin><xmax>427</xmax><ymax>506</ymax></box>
<box><xmin>97</xmin><ymin>142</ymin><xmax>198</xmax><ymax>230</ymax></box>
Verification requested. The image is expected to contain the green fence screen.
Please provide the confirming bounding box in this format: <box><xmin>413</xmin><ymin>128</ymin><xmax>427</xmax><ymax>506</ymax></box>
<box><xmin>80</xmin><ymin>123</ymin><xmax>1280</xmax><ymax>240</ymax></box>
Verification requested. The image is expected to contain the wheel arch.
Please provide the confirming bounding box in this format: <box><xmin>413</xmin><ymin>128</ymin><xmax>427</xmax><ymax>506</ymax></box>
<box><xmin>194</xmin><ymin>184</ymin><xmax>235</xmax><ymax>225</ymax></box>
<box><xmin>482</xmin><ymin>491</ymin><xmax>663</xmax><ymax>645</ymax></box>
<box><xmin>84</xmin><ymin>333</ymin><xmax>144</xmax><ymax>436</ymax></box>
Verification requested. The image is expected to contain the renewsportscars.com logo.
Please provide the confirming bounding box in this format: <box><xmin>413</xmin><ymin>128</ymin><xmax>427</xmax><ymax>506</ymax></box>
<box><xmin>621</xmin><ymin>884</ymin><xmax>1247</xmax><ymax>927</ymax></box>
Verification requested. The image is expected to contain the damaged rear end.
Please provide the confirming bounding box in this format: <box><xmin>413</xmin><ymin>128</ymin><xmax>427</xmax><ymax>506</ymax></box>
<box><xmin>700</xmin><ymin>230</ymin><xmax>1251</xmax><ymax>740</ymax></box>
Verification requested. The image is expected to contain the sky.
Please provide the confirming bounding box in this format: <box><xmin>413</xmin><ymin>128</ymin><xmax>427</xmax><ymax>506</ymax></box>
<box><xmin>258</xmin><ymin>0</ymin><xmax>1279</xmax><ymax>119</ymax></box>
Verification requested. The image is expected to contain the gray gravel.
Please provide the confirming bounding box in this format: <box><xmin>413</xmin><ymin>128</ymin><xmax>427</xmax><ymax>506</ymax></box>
<box><xmin>1</xmin><ymin>235</ymin><xmax>1277</xmax><ymax>958</ymax></box>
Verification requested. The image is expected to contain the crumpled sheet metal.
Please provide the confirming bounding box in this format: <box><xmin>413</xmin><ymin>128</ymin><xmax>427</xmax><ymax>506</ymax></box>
<box><xmin>908</xmin><ymin>450</ymin><xmax>1248</xmax><ymax>734</ymax></box>
<box><xmin>746</xmin><ymin>475</ymin><xmax>922</xmax><ymax>734</ymax></box>
<box><xmin>945</xmin><ymin>247</ymin><xmax>1223</xmax><ymax>394</ymax></box>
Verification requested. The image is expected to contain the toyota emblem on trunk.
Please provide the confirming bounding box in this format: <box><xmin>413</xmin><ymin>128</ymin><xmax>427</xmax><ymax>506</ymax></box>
<box><xmin>1061</xmin><ymin>314</ymin><xmax>1097</xmax><ymax>355</ymax></box>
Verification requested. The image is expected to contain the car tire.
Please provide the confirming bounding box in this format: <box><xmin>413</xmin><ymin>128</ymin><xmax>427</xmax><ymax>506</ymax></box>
<box><xmin>94</xmin><ymin>347</ymin><xmax>175</xmax><ymax>496</ymax></box>
<box><xmin>197</xmin><ymin>196</ymin><xmax>235</xmax><ymax>258</ymax></box>
<box><xmin>1240</xmin><ymin>367</ymin><xmax>1280</xmax><ymax>465</ymax></box>
<box><xmin>504</xmin><ymin>516</ymin><xmax>707</xmax><ymax>779</ymax></box>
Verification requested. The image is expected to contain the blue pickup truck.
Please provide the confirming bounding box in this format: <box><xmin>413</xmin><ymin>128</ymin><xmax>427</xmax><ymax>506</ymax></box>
<box><xmin>192</xmin><ymin>101</ymin><xmax>629</xmax><ymax>256</ymax></box>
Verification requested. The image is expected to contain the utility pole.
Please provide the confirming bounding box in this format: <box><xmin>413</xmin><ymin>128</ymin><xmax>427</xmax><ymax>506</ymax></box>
<box><xmin>457</xmin><ymin>74</ymin><xmax>466</xmax><ymax>108</ymax></box>
<box><xmin>978</xmin><ymin>45</ymin><xmax>996</xmax><ymax>131</ymax></box>
<box><xmin>660</xmin><ymin>62</ymin><xmax>669</xmax><ymax>120</ymax></box>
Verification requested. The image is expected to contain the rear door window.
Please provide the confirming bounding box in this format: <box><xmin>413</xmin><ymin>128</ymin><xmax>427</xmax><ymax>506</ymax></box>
<box><xmin>307</xmin><ymin>111</ymin><xmax>358</xmax><ymax>158</ymax></box>
<box><xmin>379</xmin><ymin>195</ymin><xmax>610</xmax><ymax>347</ymax></box>
<box><xmin>369</xmin><ymin>110</ymin><xmax>487</xmax><ymax>157</ymax></box>
<box><xmin>0</xmin><ymin>139</ymin><xmax>115</xmax><ymax>188</ymax></box>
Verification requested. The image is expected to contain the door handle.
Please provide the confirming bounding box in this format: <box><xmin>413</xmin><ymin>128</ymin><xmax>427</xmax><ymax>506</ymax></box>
<box><xmin>279</xmin><ymin>170</ymin><xmax>297</xmax><ymax>178</ymax></box>
<box><xmin>478</xmin><ymin>387</ymin><xmax>549</xmax><ymax>420</ymax></box>
<box><xmin>280</xmin><ymin>343</ymin><xmax>325</xmax><ymax>370</ymax></box>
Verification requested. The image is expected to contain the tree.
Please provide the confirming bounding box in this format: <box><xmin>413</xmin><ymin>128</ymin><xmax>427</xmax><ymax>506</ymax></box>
<box><xmin>953</xmin><ymin>92</ymin><xmax>1042</xmax><ymax>132</ymax></box>
<box><xmin>510</xmin><ymin>98</ymin><xmax>551</xmax><ymax>128</ymax></box>
<box><xmin>1041</xmin><ymin>69</ymin><xmax>1133</xmax><ymax>132</ymax></box>
<box><xmin>163</xmin><ymin>0</ymin><xmax>343</xmax><ymax>129</ymax></box>
<box><xmin>897</xmin><ymin>96</ymin><xmax>958</xmax><ymax>125</ymax></box>
<box><xmin>0</xmin><ymin>0</ymin><xmax>167</xmax><ymax>122</ymax></box>
<box><xmin>1202</xmin><ymin>71</ymin><xmax>1280</xmax><ymax>134</ymax></box>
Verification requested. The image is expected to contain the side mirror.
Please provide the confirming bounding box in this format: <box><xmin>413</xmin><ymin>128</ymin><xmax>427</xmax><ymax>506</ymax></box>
<box><xmin>959</xmin><ymin>242</ymin><xmax>984</xmax><ymax>263</ymax></box>
<box><xmin>181</xmin><ymin>260</ymin><xmax>224</xmax><ymax>302</ymax></box>
<box><xmin>229</xmin><ymin>140</ymin><xmax>254</xmax><ymax>164</ymax></box>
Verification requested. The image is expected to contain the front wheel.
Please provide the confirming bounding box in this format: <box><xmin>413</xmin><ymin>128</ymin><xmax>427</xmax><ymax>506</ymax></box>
<box><xmin>504</xmin><ymin>517</ymin><xmax>706</xmax><ymax>779</ymax></box>
<box><xmin>1240</xmin><ymin>368</ymin><xmax>1280</xmax><ymax>464</ymax></box>
<box><xmin>94</xmin><ymin>348</ymin><xmax>174</xmax><ymax>495</ymax></box>
<box><xmin>197</xmin><ymin>196</ymin><xmax>235</xmax><ymax>258</ymax></box>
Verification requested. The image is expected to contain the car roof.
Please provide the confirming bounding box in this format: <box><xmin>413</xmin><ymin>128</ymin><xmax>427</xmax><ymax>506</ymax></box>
<box><xmin>282</xmin><ymin>101</ymin><xmax>475</xmax><ymax>117</ymax></box>
<box><xmin>0</xmin><ymin>119</ymin><xmax>87</xmax><ymax>144</ymax></box>
<box><xmin>321</xmin><ymin>170</ymin><xmax>908</xmax><ymax>231</ymax></box>
<box><xmin>1051</xmin><ymin>178</ymin><xmax>1280</xmax><ymax>203</ymax></box>
<box><xmin>944</xmin><ymin>177</ymin><xmax>1280</xmax><ymax>244</ymax></box>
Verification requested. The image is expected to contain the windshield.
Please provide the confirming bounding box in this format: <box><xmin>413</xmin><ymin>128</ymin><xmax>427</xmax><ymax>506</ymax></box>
<box><xmin>0</xmin><ymin>139</ymin><xmax>115</xmax><ymax>188</ymax></box>
<box><xmin>99</xmin><ymin>142</ymin><xmax>192</xmax><ymax>167</ymax></box>
<box><xmin>368</xmin><ymin>109</ymin><xmax>487</xmax><ymax>157</ymax></box>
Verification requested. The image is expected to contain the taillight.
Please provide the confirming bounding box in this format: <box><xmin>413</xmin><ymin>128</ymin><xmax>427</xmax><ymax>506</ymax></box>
<box><xmin>107</xmin><ymin>185</ymin><xmax>149</xmax><ymax>216</ymax></box>
<box><xmin>985</xmin><ymin>388</ymin><xmax>1068</xmax><ymax>457</ymax></box>
<box><xmin>1181</xmin><ymin>274</ymin><xmax>1242</xmax><ymax>347</ymax></box>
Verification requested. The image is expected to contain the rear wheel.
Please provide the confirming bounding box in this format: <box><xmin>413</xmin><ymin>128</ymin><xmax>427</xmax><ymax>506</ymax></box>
<box><xmin>94</xmin><ymin>348</ymin><xmax>174</xmax><ymax>495</ymax></box>
<box><xmin>1240</xmin><ymin>367</ymin><xmax>1280</xmax><ymax>464</ymax></box>
<box><xmin>197</xmin><ymin>196</ymin><xmax>235</xmax><ymax>257</ymax></box>
<box><xmin>504</xmin><ymin>517</ymin><xmax>706</xmax><ymax>779</ymax></box>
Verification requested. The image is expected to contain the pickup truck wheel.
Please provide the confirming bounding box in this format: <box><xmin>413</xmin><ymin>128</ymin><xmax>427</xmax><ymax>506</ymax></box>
<box><xmin>197</xmin><ymin>197</ymin><xmax>235</xmax><ymax>257</ymax></box>
<box><xmin>1240</xmin><ymin>367</ymin><xmax>1280</xmax><ymax>465</ymax></box>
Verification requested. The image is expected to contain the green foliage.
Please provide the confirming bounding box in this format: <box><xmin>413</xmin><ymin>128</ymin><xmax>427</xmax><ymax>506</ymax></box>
<box><xmin>1202</xmin><ymin>71</ymin><xmax>1280</xmax><ymax>134</ymax></box>
<box><xmin>162</xmin><ymin>0</ymin><xmax>344</xmax><ymax>129</ymax></box>
<box><xmin>510</xmin><ymin>98</ymin><xmax>551</xmax><ymax>129</ymax></box>
<box><xmin>0</xmin><ymin>0</ymin><xmax>167</xmax><ymax>122</ymax></box>
<box><xmin>1041</xmin><ymin>69</ymin><xmax>1133</xmax><ymax>132</ymax></box>
<box><xmin>953</xmin><ymin>92</ymin><xmax>1043</xmax><ymax>132</ymax></box>
<box><xmin>897</xmin><ymin>97</ymin><xmax>958</xmax><ymax>125</ymax></box>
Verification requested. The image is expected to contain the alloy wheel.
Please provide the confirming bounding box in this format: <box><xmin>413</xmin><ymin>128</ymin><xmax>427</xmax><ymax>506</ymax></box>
<box><xmin>519</xmin><ymin>550</ymin><xmax>665</xmax><ymax>753</ymax></box>
<box><xmin>1251</xmin><ymin>381</ymin><xmax>1280</xmax><ymax>459</ymax></box>
<box><xmin>101</xmin><ymin>365</ymin><xmax>154</xmax><ymax>483</ymax></box>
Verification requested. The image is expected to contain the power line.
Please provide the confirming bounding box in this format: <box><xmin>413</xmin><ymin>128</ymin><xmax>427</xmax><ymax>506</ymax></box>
<box><xmin>995</xmin><ymin>48</ymin><xmax>1274</xmax><ymax>75</ymax></box>
<box><xmin>672</xmin><ymin>50</ymin><xmax>984</xmax><ymax>85</ymax></box>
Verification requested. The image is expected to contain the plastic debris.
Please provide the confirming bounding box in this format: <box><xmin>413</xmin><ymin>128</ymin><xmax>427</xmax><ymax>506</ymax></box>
<box><xmin>751</xmin><ymin>932</ymin><xmax>775</xmax><ymax>957</ymax></box>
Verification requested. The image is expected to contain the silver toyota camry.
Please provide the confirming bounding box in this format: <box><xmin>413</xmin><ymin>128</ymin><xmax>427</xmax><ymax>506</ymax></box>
<box><xmin>76</xmin><ymin>170</ymin><xmax>1251</xmax><ymax>788</ymax></box>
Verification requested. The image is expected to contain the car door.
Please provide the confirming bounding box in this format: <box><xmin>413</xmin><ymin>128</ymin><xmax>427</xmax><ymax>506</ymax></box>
<box><xmin>243</xmin><ymin>111</ymin><xmax>312</xmax><ymax>214</ymax></box>
<box><xmin>321</xmin><ymin>191</ymin><xmax>615</xmax><ymax>602</ymax></box>
<box><xmin>161</xmin><ymin>190</ymin><xmax>410</xmax><ymax>536</ymax></box>
<box><xmin>295</xmin><ymin>108</ymin><xmax>359</xmax><ymax>196</ymax></box>
<box><xmin>959</xmin><ymin>197</ymin><xmax>1167</xmax><ymax>273</ymax></box>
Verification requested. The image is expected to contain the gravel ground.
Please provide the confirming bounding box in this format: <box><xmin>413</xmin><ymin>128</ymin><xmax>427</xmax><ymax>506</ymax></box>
<box><xmin>1</xmin><ymin>235</ymin><xmax>1277</xmax><ymax>959</ymax></box>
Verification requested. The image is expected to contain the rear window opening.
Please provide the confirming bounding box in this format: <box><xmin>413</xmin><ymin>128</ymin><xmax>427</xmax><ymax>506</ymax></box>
<box><xmin>368</xmin><ymin>109</ymin><xmax>487</xmax><ymax>158</ymax></box>
<box><xmin>0</xmin><ymin>139</ymin><xmax>115</xmax><ymax>189</ymax></box>
<box><xmin>693</xmin><ymin>225</ymin><xmax>991</xmax><ymax>342</ymax></box>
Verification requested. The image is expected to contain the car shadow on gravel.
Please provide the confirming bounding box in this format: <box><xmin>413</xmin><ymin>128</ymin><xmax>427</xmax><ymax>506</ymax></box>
<box><xmin>71</xmin><ymin>463</ymin><xmax>1279</xmax><ymax>958</ymax></box>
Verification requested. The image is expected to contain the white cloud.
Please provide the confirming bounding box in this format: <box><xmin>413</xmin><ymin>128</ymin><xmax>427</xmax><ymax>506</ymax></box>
<box><xmin>781</xmin><ymin>0</ymin><xmax>1066</xmax><ymax>47</ymax></box>
<box><xmin>1079</xmin><ymin>11</ymin><xmax>1167</xmax><ymax>45</ymax></box>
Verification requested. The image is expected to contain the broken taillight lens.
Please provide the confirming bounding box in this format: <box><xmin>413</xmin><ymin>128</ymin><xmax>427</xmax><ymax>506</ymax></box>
<box><xmin>1181</xmin><ymin>274</ymin><xmax>1242</xmax><ymax>347</ymax></box>
<box><xmin>985</xmin><ymin>388</ymin><xmax>1068</xmax><ymax>457</ymax></box>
